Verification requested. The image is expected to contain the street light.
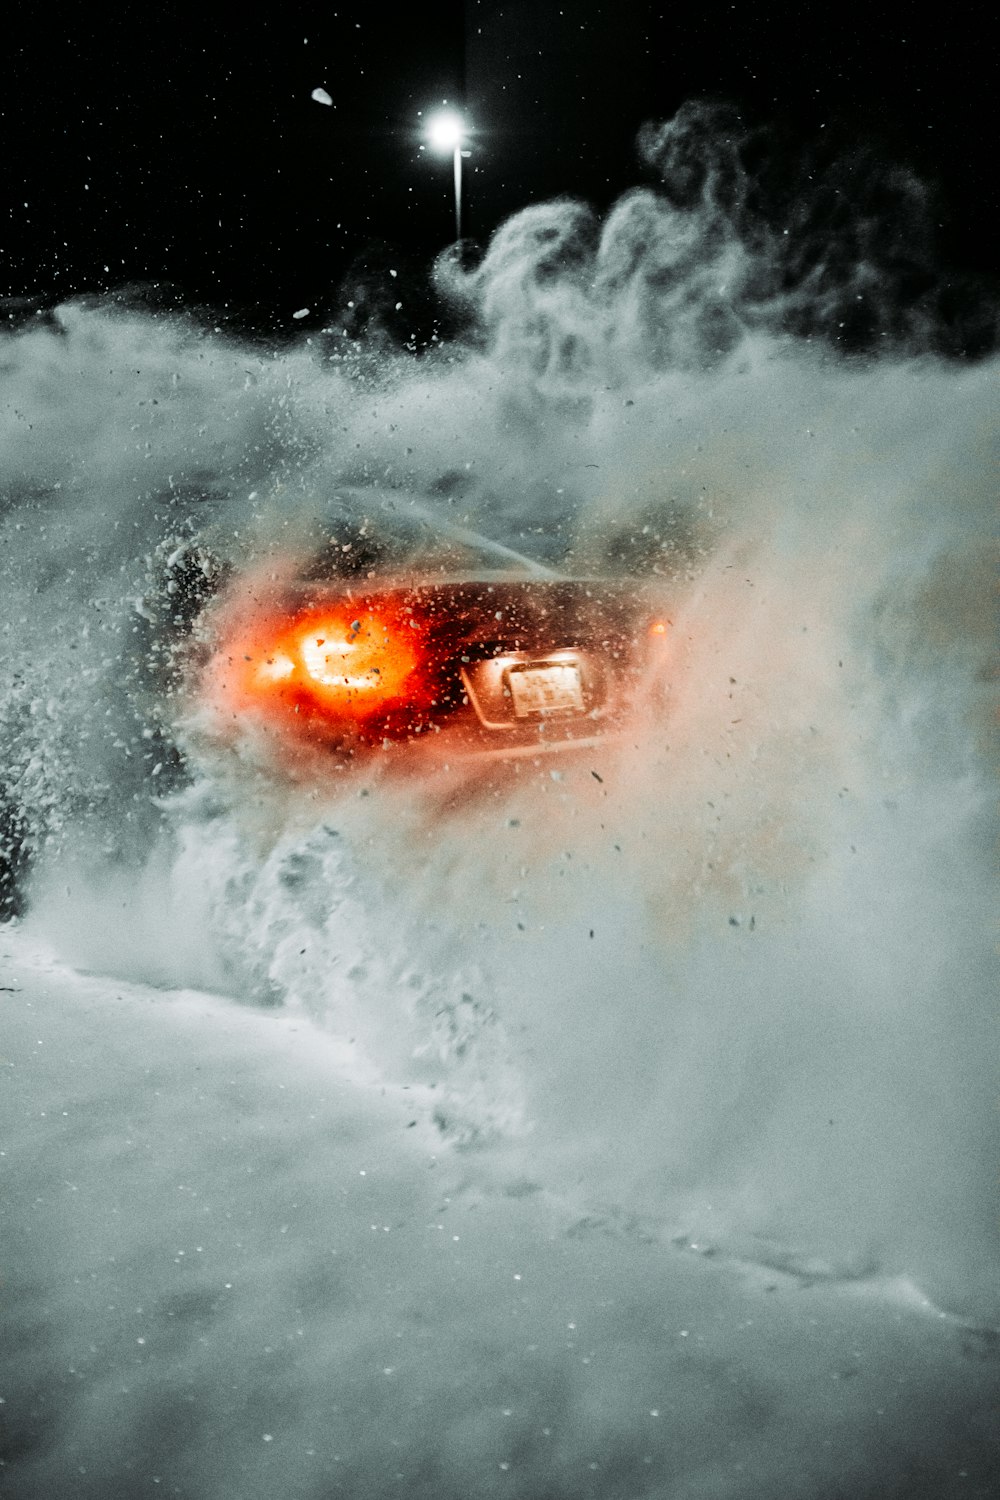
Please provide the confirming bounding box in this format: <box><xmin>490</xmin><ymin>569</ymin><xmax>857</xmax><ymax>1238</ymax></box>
<box><xmin>424</xmin><ymin>106</ymin><xmax>469</xmax><ymax>241</ymax></box>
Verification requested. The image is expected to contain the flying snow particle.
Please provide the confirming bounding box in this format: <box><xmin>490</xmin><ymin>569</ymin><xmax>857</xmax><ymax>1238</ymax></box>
<box><xmin>292</xmin><ymin>309</ymin><xmax>310</xmax><ymax>320</ymax></box>
<box><xmin>311</xmin><ymin>88</ymin><xmax>333</xmax><ymax>107</ymax></box>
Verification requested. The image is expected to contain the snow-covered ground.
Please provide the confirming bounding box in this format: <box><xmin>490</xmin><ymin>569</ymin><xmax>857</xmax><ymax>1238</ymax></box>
<box><xmin>3</xmin><ymin>926</ymin><xmax>997</xmax><ymax>1500</ymax></box>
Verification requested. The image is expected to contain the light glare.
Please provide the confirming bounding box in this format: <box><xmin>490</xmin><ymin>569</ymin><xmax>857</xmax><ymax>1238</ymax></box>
<box><xmin>427</xmin><ymin>109</ymin><xmax>464</xmax><ymax>153</ymax></box>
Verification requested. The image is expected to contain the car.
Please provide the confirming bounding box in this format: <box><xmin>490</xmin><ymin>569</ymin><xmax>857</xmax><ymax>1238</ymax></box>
<box><xmin>192</xmin><ymin>490</ymin><xmax>672</xmax><ymax>768</ymax></box>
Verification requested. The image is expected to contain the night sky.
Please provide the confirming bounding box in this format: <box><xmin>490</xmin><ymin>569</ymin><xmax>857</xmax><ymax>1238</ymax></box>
<box><xmin>3</xmin><ymin>2</ymin><xmax>996</xmax><ymax>332</ymax></box>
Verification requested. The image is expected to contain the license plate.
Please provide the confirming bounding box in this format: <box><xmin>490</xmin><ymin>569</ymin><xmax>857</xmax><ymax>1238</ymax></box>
<box><xmin>507</xmin><ymin>662</ymin><xmax>584</xmax><ymax>717</ymax></box>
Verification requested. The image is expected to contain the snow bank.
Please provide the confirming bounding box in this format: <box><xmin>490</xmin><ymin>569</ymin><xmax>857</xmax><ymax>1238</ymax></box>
<box><xmin>2</xmin><ymin>932</ymin><xmax>997</xmax><ymax>1500</ymax></box>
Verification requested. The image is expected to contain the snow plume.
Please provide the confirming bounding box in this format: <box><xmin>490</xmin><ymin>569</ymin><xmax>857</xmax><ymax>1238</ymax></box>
<box><xmin>437</xmin><ymin>99</ymin><xmax>996</xmax><ymax>388</ymax></box>
<box><xmin>1</xmin><ymin>104</ymin><xmax>997</xmax><ymax>1334</ymax></box>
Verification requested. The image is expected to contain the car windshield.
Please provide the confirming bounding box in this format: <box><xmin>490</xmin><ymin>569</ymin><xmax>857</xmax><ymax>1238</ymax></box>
<box><xmin>300</xmin><ymin>489</ymin><xmax>556</xmax><ymax>582</ymax></box>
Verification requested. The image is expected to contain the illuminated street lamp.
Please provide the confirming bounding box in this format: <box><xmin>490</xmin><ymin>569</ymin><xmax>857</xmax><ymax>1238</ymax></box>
<box><xmin>424</xmin><ymin>106</ymin><xmax>469</xmax><ymax>240</ymax></box>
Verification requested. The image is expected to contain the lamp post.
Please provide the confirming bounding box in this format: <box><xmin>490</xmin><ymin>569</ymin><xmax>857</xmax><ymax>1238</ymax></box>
<box><xmin>425</xmin><ymin>107</ymin><xmax>468</xmax><ymax>241</ymax></box>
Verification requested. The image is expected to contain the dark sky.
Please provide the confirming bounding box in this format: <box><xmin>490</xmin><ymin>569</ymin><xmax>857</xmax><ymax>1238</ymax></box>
<box><xmin>2</xmin><ymin>1</ymin><xmax>995</xmax><ymax>330</ymax></box>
